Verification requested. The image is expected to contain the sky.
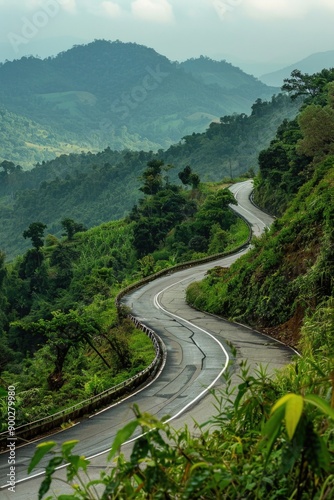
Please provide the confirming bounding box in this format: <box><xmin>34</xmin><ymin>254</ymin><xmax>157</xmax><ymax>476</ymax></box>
<box><xmin>0</xmin><ymin>0</ymin><xmax>333</xmax><ymax>75</ymax></box>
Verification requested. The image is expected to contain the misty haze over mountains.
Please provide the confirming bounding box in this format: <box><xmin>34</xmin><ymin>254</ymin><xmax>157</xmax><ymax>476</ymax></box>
<box><xmin>0</xmin><ymin>39</ymin><xmax>278</xmax><ymax>167</ymax></box>
<box><xmin>261</xmin><ymin>50</ymin><xmax>334</xmax><ymax>86</ymax></box>
<box><xmin>0</xmin><ymin>40</ymin><xmax>333</xmax><ymax>169</ymax></box>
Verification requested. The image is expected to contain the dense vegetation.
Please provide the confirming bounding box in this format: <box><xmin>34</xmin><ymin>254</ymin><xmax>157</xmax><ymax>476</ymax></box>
<box><xmin>28</xmin><ymin>68</ymin><xmax>334</xmax><ymax>499</ymax></box>
<box><xmin>0</xmin><ymin>149</ymin><xmax>155</xmax><ymax>259</ymax></box>
<box><xmin>254</xmin><ymin>67</ymin><xmax>334</xmax><ymax>214</ymax></box>
<box><xmin>2</xmin><ymin>68</ymin><xmax>334</xmax><ymax>499</ymax></box>
<box><xmin>0</xmin><ymin>216</ymin><xmax>154</xmax><ymax>423</ymax></box>
<box><xmin>0</xmin><ymin>163</ymin><xmax>247</xmax><ymax>426</ymax></box>
<box><xmin>0</xmin><ymin>40</ymin><xmax>277</xmax><ymax>165</ymax></box>
<box><xmin>187</xmin><ymin>70</ymin><xmax>334</xmax><ymax>346</ymax></box>
<box><xmin>162</xmin><ymin>93</ymin><xmax>301</xmax><ymax>180</ymax></box>
<box><xmin>187</xmin><ymin>160</ymin><xmax>333</xmax><ymax>344</ymax></box>
<box><xmin>32</xmin><ymin>349</ymin><xmax>334</xmax><ymax>499</ymax></box>
<box><xmin>0</xmin><ymin>108</ymin><xmax>90</xmax><ymax>168</ymax></box>
<box><xmin>0</xmin><ymin>93</ymin><xmax>299</xmax><ymax>260</ymax></box>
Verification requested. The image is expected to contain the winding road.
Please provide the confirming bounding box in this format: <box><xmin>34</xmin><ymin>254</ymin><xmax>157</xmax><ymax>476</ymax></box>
<box><xmin>0</xmin><ymin>180</ymin><xmax>295</xmax><ymax>499</ymax></box>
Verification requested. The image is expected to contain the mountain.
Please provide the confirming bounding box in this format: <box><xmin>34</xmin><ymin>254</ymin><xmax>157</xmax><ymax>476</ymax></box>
<box><xmin>0</xmin><ymin>40</ymin><xmax>278</xmax><ymax>167</ymax></box>
<box><xmin>0</xmin><ymin>92</ymin><xmax>300</xmax><ymax>260</ymax></box>
<box><xmin>0</xmin><ymin>106</ymin><xmax>158</xmax><ymax>170</ymax></box>
<box><xmin>260</xmin><ymin>50</ymin><xmax>334</xmax><ymax>87</ymax></box>
<box><xmin>1</xmin><ymin>65</ymin><xmax>334</xmax><ymax>498</ymax></box>
<box><xmin>0</xmin><ymin>148</ymin><xmax>153</xmax><ymax>259</ymax></box>
<box><xmin>0</xmin><ymin>36</ymin><xmax>87</xmax><ymax>63</ymax></box>
<box><xmin>187</xmin><ymin>68</ymin><xmax>334</xmax><ymax>346</ymax></box>
<box><xmin>161</xmin><ymin>93</ymin><xmax>300</xmax><ymax>180</ymax></box>
<box><xmin>0</xmin><ymin>108</ymin><xmax>92</xmax><ymax>168</ymax></box>
<box><xmin>180</xmin><ymin>55</ymin><xmax>272</xmax><ymax>92</ymax></box>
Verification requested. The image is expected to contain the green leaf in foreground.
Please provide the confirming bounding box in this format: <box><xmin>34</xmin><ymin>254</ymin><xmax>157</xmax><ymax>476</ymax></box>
<box><xmin>269</xmin><ymin>393</ymin><xmax>304</xmax><ymax>440</ymax></box>
<box><xmin>305</xmin><ymin>394</ymin><xmax>334</xmax><ymax>420</ymax></box>
<box><xmin>108</xmin><ymin>420</ymin><xmax>139</xmax><ymax>461</ymax></box>
<box><xmin>39</xmin><ymin>456</ymin><xmax>63</xmax><ymax>500</ymax></box>
<box><xmin>61</xmin><ymin>440</ymin><xmax>80</xmax><ymax>458</ymax></box>
<box><xmin>270</xmin><ymin>393</ymin><xmax>296</xmax><ymax>415</ymax></box>
<box><xmin>28</xmin><ymin>441</ymin><xmax>57</xmax><ymax>473</ymax></box>
<box><xmin>262</xmin><ymin>403</ymin><xmax>285</xmax><ymax>461</ymax></box>
<box><xmin>285</xmin><ymin>394</ymin><xmax>304</xmax><ymax>440</ymax></box>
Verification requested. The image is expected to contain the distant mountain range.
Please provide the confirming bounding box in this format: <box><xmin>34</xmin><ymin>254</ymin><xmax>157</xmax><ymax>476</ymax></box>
<box><xmin>261</xmin><ymin>50</ymin><xmax>334</xmax><ymax>86</ymax></box>
<box><xmin>0</xmin><ymin>39</ymin><xmax>278</xmax><ymax>168</ymax></box>
<box><xmin>0</xmin><ymin>92</ymin><xmax>301</xmax><ymax>259</ymax></box>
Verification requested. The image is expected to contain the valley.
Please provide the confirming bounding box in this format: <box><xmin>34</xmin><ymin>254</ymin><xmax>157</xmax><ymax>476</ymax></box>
<box><xmin>0</xmin><ymin>36</ymin><xmax>333</xmax><ymax>499</ymax></box>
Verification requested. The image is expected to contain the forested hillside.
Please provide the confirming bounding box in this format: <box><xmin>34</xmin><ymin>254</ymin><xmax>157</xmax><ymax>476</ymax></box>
<box><xmin>0</xmin><ymin>149</ymin><xmax>154</xmax><ymax>258</ymax></box>
<box><xmin>187</xmin><ymin>68</ymin><xmax>334</xmax><ymax>346</ymax></box>
<box><xmin>181</xmin><ymin>55</ymin><xmax>270</xmax><ymax>94</ymax></box>
<box><xmin>162</xmin><ymin>93</ymin><xmax>301</xmax><ymax>179</ymax></box>
<box><xmin>0</xmin><ymin>108</ymin><xmax>90</xmax><ymax>168</ymax></box>
<box><xmin>254</xmin><ymin>67</ymin><xmax>334</xmax><ymax>214</ymax></box>
<box><xmin>0</xmin><ymin>40</ymin><xmax>277</xmax><ymax>164</ymax></box>
<box><xmin>0</xmin><ymin>162</ymin><xmax>248</xmax><ymax>425</ymax></box>
<box><xmin>0</xmin><ymin>92</ymin><xmax>300</xmax><ymax>260</ymax></box>
<box><xmin>1</xmin><ymin>69</ymin><xmax>334</xmax><ymax>500</ymax></box>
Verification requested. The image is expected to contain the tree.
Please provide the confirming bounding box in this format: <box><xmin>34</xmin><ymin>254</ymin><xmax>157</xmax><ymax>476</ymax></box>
<box><xmin>139</xmin><ymin>159</ymin><xmax>164</xmax><ymax>195</ymax></box>
<box><xmin>178</xmin><ymin>165</ymin><xmax>192</xmax><ymax>185</ymax></box>
<box><xmin>0</xmin><ymin>335</ymin><xmax>14</xmax><ymax>374</ymax></box>
<box><xmin>178</xmin><ymin>166</ymin><xmax>200</xmax><ymax>189</ymax></box>
<box><xmin>196</xmin><ymin>189</ymin><xmax>236</xmax><ymax>233</ymax></box>
<box><xmin>208</xmin><ymin>224</ymin><xmax>228</xmax><ymax>254</ymax></box>
<box><xmin>0</xmin><ymin>251</ymin><xmax>10</xmax><ymax>371</ymax></box>
<box><xmin>50</xmin><ymin>244</ymin><xmax>78</xmax><ymax>289</ymax></box>
<box><xmin>61</xmin><ymin>218</ymin><xmax>87</xmax><ymax>240</ymax></box>
<box><xmin>190</xmin><ymin>173</ymin><xmax>200</xmax><ymax>189</ymax></box>
<box><xmin>23</xmin><ymin>222</ymin><xmax>47</xmax><ymax>250</ymax></box>
<box><xmin>282</xmin><ymin>68</ymin><xmax>334</xmax><ymax>101</ymax></box>
<box><xmin>133</xmin><ymin>217</ymin><xmax>158</xmax><ymax>256</ymax></box>
<box><xmin>0</xmin><ymin>160</ymin><xmax>15</xmax><ymax>175</ymax></box>
<box><xmin>297</xmin><ymin>90</ymin><xmax>334</xmax><ymax>160</ymax></box>
<box><xmin>39</xmin><ymin>310</ymin><xmax>111</xmax><ymax>391</ymax></box>
<box><xmin>101</xmin><ymin>320</ymin><xmax>133</xmax><ymax>370</ymax></box>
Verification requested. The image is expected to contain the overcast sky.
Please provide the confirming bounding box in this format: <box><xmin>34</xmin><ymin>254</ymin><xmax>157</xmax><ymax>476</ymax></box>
<box><xmin>0</xmin><ymin>0</ymin><xmax>333</xmax><ymax>75</ymax></box>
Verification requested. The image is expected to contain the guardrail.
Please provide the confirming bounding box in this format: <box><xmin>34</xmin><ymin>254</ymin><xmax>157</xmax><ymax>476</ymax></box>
<box><xmin>116</xmin><ymin>215</ymin><xmax>252</xmax><ymax>310</ymax></box>
<box><xmin>249</xmin><ymin>191</ymin><xmax>276</xmax><ymax>218</ymax></box>
<box><xmin>0</xmin><ymin>316</ymin><xmax>166</xmax><ymax>449</ymax></box>
<box><xmin>0</xmin><ymin>205</ymin><xmax>251</xmax><ymax>450</ymax></box>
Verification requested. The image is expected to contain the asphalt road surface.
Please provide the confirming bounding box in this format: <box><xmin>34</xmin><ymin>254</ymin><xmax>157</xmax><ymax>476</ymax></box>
<box><xmin>0</xmin><ymin>180</ymin><xmax>295</xmax><ymax>499</ymax></box>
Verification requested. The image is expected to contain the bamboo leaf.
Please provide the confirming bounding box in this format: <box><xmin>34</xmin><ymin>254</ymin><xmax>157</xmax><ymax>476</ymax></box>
<box><xmin>285</xmin><ymin>394</ymin><xmax>304</xmax><ymax>440</ymax></box>
<box><xmin>61</xmin><ymin>440</ymin><xmax>79</xmax><ymax>458</ymax></box>
<box><xmin>108</xmin><ymin>420</ymin><xmax>139</xmax><ymax>460</ymax></box>
<box><xmin>262</xmin><ymin>404</ymin><xmax>285</xmax><ymax>464</ymax></box>
<box><xmin>263</xmin><ymin>404</ymin><xmax>285</xmax><ymax>440</ymax></box>
<box><xmin>305</xmin><ymin>394</ymin><xmax>334</xmax><ymax>420</ymax></box>
<box><xmin>28</xmin><ymin>441</ymin><xmax>57</xmax><ymax>473</ymax></box>
<box><xmin>38</xmin><ymin>456</ymin><xmax>63</xmax><ymax>500</ymax></box>
<box><xmin>38</xmin><ymin>476</ymin><xmax>52</xmax><ymax>500</ymax></box>
<box><xmin>270</xmin><ymin>393</ymin><xmax>295</xmax><ymax>415</ymax></box>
